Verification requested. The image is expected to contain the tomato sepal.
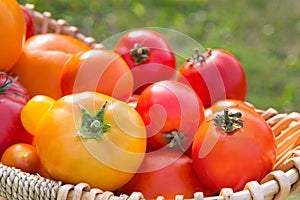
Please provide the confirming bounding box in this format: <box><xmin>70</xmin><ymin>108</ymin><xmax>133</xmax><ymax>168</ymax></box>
<box><xmin>77</xmin><ymin>101</ymin><xmax>111</xmax><ymax>140</ymax></box>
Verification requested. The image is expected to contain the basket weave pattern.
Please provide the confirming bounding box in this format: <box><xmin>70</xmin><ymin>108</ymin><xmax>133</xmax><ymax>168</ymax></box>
<box><xmin>1</xmin><ymin>4</ymin><xmax>300</xmax><ymax>200</ymax></box>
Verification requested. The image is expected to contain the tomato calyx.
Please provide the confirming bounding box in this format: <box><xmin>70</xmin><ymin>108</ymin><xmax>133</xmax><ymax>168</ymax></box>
<box><xmin>130</xmin><ymin>43</ymin><xmax>150</xmax><ymax>64</ymax></box>
<box><xmin>213</xmin><ymin>108</ymin><xmax>244</xmax><ymax>133</ymax></box>
<box><xmin>77</xmin><ymin>101</ymin><xmax>111</xmax><ymax>140</ymax></box>
<box><xmin>0</xmin><ymin>72</ymin><xmax>23</xmax><ymax>97</ymax></box>
<box><xmin>187</xmin><ymin>48</ymin><xmax>212</xmax><ymax>67</ymax></box>
<box><xmin>163</xmin><ymin>131</ymin><xmax>186</xmax><ymax>152</ymax></box>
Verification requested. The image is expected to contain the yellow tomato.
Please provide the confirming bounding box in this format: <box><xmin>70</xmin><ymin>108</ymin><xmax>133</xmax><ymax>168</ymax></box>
<box><xmin>0</xmin><ymin>0</ymin><xmax>26</xmax><ymax>71</ymax></box>
<box><xmin>21</xmin><ymin>95</ymin><xmax>55</xmax><ymax>135</ymax></box>
<box><xmin>36</xmin><ymin>92</ymin><xmax>147</xmax><ymax>191</ymax></box>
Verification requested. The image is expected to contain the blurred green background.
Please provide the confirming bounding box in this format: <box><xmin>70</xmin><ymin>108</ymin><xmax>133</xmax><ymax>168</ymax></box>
<box><xmin>17</xmin><ymin>0</ymin><xmax>300</xmax><ymax>114</ymax></box>
<box><xmin>16</xmin><ymin>0</ymin><xmax>300</xmax><ymax>198</ymax></box>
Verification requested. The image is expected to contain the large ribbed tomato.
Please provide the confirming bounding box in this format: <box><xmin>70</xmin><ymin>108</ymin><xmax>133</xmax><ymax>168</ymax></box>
<box><xmin>0</xmin><ymin>0</ymin><xmax>26</xmax><ymax>71</ymax></box>
<box><xmin>36</xmin><ymin>92</ymin><xmax>147</xmax><ymax>191</ymax></box>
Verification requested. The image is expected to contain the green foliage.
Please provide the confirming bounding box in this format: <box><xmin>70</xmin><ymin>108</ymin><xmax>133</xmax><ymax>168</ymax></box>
<box><xmin>18</xmin><ymin>0</ymin><xmax>300</xmax><ymax>113</ymax></box>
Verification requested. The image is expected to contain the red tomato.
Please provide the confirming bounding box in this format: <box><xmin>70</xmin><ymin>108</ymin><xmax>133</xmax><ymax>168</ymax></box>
<box><xmin>113</xmin><ymin>29</ymin><xmax>176</xmax><ymax>93</ymax></box>
<box><xmin>135</xmin><ymin>80</ymin><xmax>205</xmax><ymax>154</ymax></box>
<box><xmin>192</xmin><ymin>107</ymin><xmax>277</xmax><ymax>193</ymax></box>
<box><xmin>177</xmin><ymin>48</ymin><xmax>247</xmax><ymax>108</ymax></box>
<box><xmin>1</xmin><ymin>143</ymin><xmax>40</xmax><ymax>174</ymax></box>
<box><xmin>0</xmin><ymin>72</ymin><xmax>33</xmax><ymax>157</ymax></box>
<box><xmin>119</xmin><ymin>149</ymin><xmax>212</xmax><ymax>199</ymax></box>
<box><xmin>20</xmin><ymin>6</ymin><xmax>35</xmax><ymax>39</ymax></box>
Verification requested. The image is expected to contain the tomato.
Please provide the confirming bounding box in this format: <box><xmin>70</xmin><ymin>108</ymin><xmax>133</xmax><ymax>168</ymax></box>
<box><xmin>60</xmin><ymin>49</ymin><xmax>134</xmax><ymax>102</ymax></box>
<box><xmin>205</xmin><ymin>99</ymin><xmax>255</xmax><ymax>119</ymax></box>
<box><xmin>36</xmin><ymin>91</ymin><xmax>147</xmax><ymax>191</ymax></box>
<box><xmin>0</xmin><ymin>72</ymin><xmax>33</xmax><ymax>157</ymax></box>
<box><xmin>113</xmin><ymin>29</ymin><xmax>176</xmax><ymax>93</ymax></box>
<box><xmin>10</xmin><ymin>33</ymin><xmax>91</xmax><ymax>99</ymax></box>
<box><xmin>135</xmin><ymin>80</ymin><xmax>205</xmax><ymax>154</ymax></box>
<box><xmin>0</xmin><ymin>0</ymin><xmax>26</xmax><ymax>71</ymax></box>
<box><xmin>192</xmin><ymin>107</ymin><xmax>277</xmax><ymax>193</ymax></box>
<box><xmin>1</xmin><ymin>143</ymin><xmax>40</xmax><ymax>174</ymax></box>
<box><xmin>177</xmin><ymin>48</ymin><xmax>247</xmax><ymax>108</ymax></box>
<box><xmin>20</xmin><ymin>6</ymin><xmax>35</xmax><ymax>40</ymax></box>
<box><xmin>21</xmin><ymin>95</ymin><xmax>55</xmax><ymax>135</ymax></box>
<box><xmin>119</xmin><ymin>149</ymin><xmax>212</xmax><ymax>199</ymax></box>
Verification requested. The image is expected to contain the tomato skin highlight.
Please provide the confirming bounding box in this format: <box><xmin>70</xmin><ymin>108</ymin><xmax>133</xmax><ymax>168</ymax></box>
<box><xmin>192</xmin><ymin>107</ymin><xmax>277</xmax><ymax>193</ymax></box>
<box><xmin>36</xmin><ymin>91</ymin><xmax>147</xmax><ymax>191</ymax></box>
<box><xmin>178</xmin><ymin>49</ymin><xmax>247</xmax><ymax>108</ymax></box>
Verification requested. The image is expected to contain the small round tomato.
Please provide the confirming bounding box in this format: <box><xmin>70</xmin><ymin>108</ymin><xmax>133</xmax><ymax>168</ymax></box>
<box><xmin>192</xmin><ymin>107</ymin><xmax>277</xmax><ymax>193</ymax></box>
<box><xmin>1</xmin><ymin>143</ymin><xmax>40</xmax><ymax>174</ymax></box>
<box><xmin>0</xmin><ymin>0</ymin><xmax>26</xmax><ymax>71</ymax></box>
<box><xmin>135</xmin><ymin>80</ymin><xmax>205</xmax><ymax>153</ymax></box>
<box><xmin>21</xmin><ymin>95</ymin><xmax>55</xmax><ymax>135</ymax></box>
<box><xmin>177</xmin><ymin>48</ymin><xmax>247</xmax><ymax>108</ymax></box>
<box><xmin>119</xmin><ymin>149</ymin><xmax>212</xmax><ymax>199</ymax></box>
<box><xmin>113</xmin><ymin>29</ymin><xmax>176</xmax><ymax>93</ymax></box>
<box><xmin>0</xmin><ymin>72</ymin><xmax>33</xmax><ymax>157</ymax></box>
<box><xmin>60</xmin><ymin>49</ymin><xmax>134</xmax><ymax>102</ymax></box>
<box><xmin>36</xmin><ymin>91</ymin><xmax>147</xmax><ymax>191</ymax></box>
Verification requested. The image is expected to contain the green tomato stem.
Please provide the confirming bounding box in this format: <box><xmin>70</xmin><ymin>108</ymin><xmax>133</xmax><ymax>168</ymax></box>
<box><xmin>77</xmin><ymin>101</ymin><xmax>111</xmax><ymax>140</ymax></box>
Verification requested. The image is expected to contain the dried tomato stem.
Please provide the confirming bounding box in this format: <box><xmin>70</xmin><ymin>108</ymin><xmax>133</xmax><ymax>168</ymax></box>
<box><xmin>213</xmin><ymin>108</ymin><xmax>244</xmax><ymax>133</ymax></box>
<box><xmin>130</xmin><ymin>43</ymin><xmax>150</xmax><ymax>64</ymax></box>
<box><xmin>163</xmin><ymin>131</ymin><xmax>186</xmax><ymax>152</ymax></box>
<box><xmin>187</xmin><ymin>48</ymin><xmax>212</xmax><ymax>66</ymax></box>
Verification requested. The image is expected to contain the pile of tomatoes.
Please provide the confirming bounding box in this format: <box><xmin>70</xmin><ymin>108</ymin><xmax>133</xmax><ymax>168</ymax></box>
<box><xmin>0</xmin><ymin>1</ymin><xmax>278</xmax><ymax>199</ymax></box>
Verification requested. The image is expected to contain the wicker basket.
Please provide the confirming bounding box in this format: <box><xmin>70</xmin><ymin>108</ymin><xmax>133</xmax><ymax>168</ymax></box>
<box><xmin>1</xmin><ymin>4</ymin><xmax>300</xmax><ymax>200</ymax></box>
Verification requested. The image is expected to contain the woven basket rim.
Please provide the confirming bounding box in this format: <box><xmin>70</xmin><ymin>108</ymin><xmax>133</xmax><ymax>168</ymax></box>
<box><xmin>1</xmin><ymin>3</ymin><xmax>300</xmax><ymax>200</ymax></box>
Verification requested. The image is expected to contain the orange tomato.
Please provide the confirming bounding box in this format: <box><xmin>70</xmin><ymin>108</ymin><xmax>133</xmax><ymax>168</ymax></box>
<box><xmin>10</xmin><ymin>33</ymin><xmax>91</xmax><ymax>99</ymax></box>
<box><xmin>0</xmin><ymin>0</ymin><xmax>26</xmax><ymax>71</ymax></box>
<box><xmin>60</xmin><ymin>49</ymin><xmax>134</xmax><ymax>102</ymax></box>
<box><xmin>1</xmin><ymin>143</ymin><xmax>40</xmax><ymax>174</ymax></box>
<box><xmin>36</xmin><ymin>91</ymin><xmax>147</xmax><ymax>191</ymax></box>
